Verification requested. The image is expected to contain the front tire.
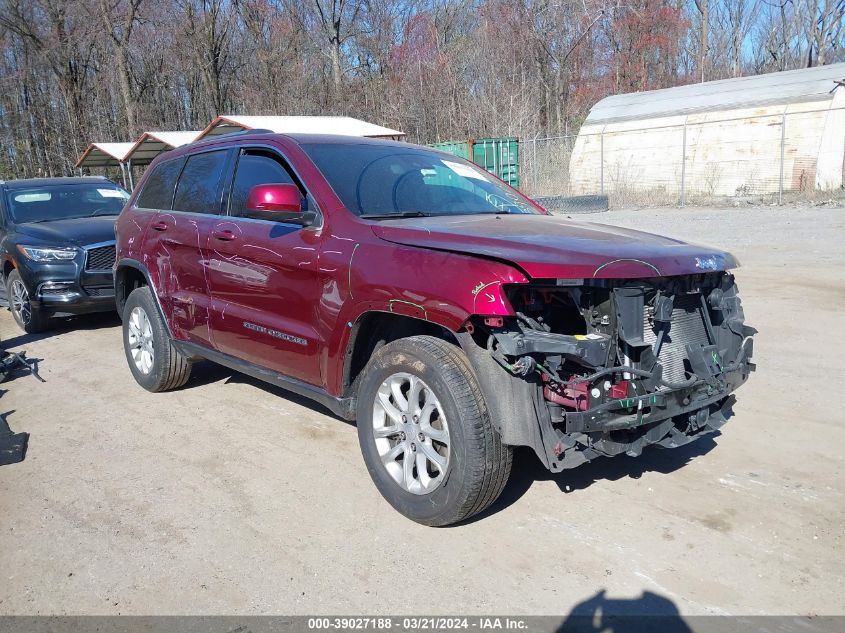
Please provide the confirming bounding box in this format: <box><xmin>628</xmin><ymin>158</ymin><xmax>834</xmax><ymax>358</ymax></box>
<box><xmin>356</xmin><ymin>335</ymin><xmax>512</xmax><ymax>526</ymax></box>
<box><xmin>6</xmin><ymin>270</ymin><xmax>47</xmax><ymax>334</ymax></box>
<box><xmin>122</xmin><ymin>286</ymin><xmax>192</xmax><ymax>392</ymax></box>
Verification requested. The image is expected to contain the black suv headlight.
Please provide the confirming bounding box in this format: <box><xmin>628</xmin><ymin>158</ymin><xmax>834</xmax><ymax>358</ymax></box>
<box><xmin>16</xmin><ymin>245</ymin><xmax>79</xmax><ymax>262</ymax></box>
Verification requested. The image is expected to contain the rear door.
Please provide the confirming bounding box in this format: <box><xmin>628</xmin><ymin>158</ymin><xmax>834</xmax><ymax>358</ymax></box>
<box><xmin>133</xmin><ymin>155</ymin><xmax>185</xmax><ymax>326</ymax></box>
<box><xmin>142</xmin><ymin>148</ymin><xmax>233</xmax><ymax>345</ymax></box>
<box><xmin>205</xmin><ymin>146</ymin><xmax>323</xmax><ymax>385</ymax></box>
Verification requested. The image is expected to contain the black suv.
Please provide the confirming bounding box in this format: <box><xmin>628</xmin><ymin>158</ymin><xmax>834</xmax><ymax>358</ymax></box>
<box><xmin>0</xmin><ymin>176</ymin><xmax>129</xmax><ymax>333</ymax></box>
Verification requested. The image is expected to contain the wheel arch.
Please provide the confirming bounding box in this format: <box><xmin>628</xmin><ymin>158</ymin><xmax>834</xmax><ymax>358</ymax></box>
<box><xmin>2</xmin><ymin>257</ymin><xmax>16</xmax><ymax>284</ymax></box>
<box><xmin>341</xmin><ymin>310</ymin><xmax>460</xmax><ymax>398</ymax></box>
<box><xmin>114</xmin><ymin>259</ymin><xmax>170</xmax><ymax>334</ymax></box>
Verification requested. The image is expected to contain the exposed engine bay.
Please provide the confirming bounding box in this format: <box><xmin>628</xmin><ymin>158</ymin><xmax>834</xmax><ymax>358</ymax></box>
<box><xmin>471</xmin><ymin>272</ymin><xmax>756</xmax><ymax>471</ymax></box>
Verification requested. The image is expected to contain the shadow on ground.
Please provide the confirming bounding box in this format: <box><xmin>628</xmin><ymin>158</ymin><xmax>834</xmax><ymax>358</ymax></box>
<box><xmin>187</xmin><ymin>356</ymin><xmax>718</xmax><ymax>521</ymax></box>
<box><xmin>0</xmin><ymin>311</ymin><xmax>121</xmax><ymax>349</ymax></box>
<box><xmin>461</xmin><ymin>434</ymin><xmax>718</xmax><ymax>524</ymax></box>
<box><xmin>28</xmin><ymin>312</ymin><xmax>719</xmax><ymax>518</ymax></box>
<box><xmin>556</xmin><ymin>589</ymin><xmax>694</xmax><ymax>632</ymax></box>
<box><xmin>185</xmin><ymin>360</ymin><xmax>354</xmax><ymax>425</ymax></box>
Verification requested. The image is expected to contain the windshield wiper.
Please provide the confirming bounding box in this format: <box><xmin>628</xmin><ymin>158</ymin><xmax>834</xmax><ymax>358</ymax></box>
<box><xmin>458</xmin><ymin>210</ymin><xmax>511</xmax><ymax>215</ymax></box>
<box><xmin>359</xmin><ymin>211</ymin><xmax>434</xmax><ymax>220</ymax></box>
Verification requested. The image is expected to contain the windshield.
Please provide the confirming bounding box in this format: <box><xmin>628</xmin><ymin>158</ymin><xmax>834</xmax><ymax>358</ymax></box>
<box><xmin>6</xmin><ymin>183</ymin><xmax>129</xmax><ymax>223</ymax></box>
<box><xmin>301</xmin><ymin>143</ymin><xmax>539</xmax><ymax>218</ymax></box>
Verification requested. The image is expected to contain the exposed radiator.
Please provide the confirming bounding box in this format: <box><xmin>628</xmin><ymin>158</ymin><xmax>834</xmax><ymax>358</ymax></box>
<box><xmin>642</xmin><ymin>293</ymin><xmax>711</xmax><ymax>384</ymax></box>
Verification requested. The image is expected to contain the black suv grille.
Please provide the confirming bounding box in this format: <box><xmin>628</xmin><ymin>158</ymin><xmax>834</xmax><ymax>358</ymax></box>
<box><xmin>85</xmin><ymin>244</ymin><xmax>116</xmax><ymax>271</ymax></box>
<box><xmin>83</xmin><ymin>286</ymin><xmax>114</xmax><ymax>297</ymax></box>
<box><xmin>40</xmin><ymin>285</ymin><xmax>72</xmax><ymax>296</ymax></box>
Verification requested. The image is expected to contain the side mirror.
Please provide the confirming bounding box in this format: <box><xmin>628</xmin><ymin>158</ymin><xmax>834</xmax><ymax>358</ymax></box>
<box><xmin>244</xmin><ymin>183</ymin><xmax>315</xmax><ymax>225</ymax></box>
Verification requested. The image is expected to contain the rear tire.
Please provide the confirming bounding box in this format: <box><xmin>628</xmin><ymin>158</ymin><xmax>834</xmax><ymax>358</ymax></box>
<box><xmin>122</xmin><ymin>286</ymin><xmax>192</xmax><ymax>392</ymax></box>
<box><xmin>6</xmin><ymin>270</ymin><xmax>48</xmax><ymax>334</ymax></box>
<box><xmin>356</xmin><ymin>335</ymin><xmax>512</xmax><ymax>526</ymax></box>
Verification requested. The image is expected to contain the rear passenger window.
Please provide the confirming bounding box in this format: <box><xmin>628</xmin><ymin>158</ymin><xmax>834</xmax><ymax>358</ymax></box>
<box><xmin>136</xmin><ymin>157</ymin><xmax>185</xmax><ymax>210</ymax></box>
<box><xmin>229</xmin><ymin>151</ymin><xmax>295</xmax><ymax>217</ymax></box>
<box><xmin>172</xmin><ymin>150</ymin><xmax>228</xmax><ymax>214</ymax></box>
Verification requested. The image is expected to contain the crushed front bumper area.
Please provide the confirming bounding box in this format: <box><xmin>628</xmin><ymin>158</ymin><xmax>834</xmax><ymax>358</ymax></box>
<box><xmin>541</xmin><ymin>368</ymin><xmax>750</xmax><ymax>471</ymax></box>
<box><xmin>467</xmin><ymin>271</ymin><xmax>756</xmax><ymax>473</ymax></box>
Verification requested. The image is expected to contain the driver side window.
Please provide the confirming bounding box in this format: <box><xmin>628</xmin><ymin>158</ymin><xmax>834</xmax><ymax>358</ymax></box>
<box><xmin>228</xmin><ymin>150</ymin><xmax>296</xmax><ymax>217</ymax></box>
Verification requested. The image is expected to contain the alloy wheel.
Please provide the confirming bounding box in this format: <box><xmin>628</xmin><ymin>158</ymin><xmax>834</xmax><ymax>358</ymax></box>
<box><xmin>10</xmin><ymin>279</ymin><xmax>32</xmax><ymax>326</ymax></box>
<box><xmin>372</xmin><ymin>372</ymin><xmax>451</xmax><ymax>495</ymax></box>
<box><xmin>127</xmin><ymin>306</ymin><xmax>155</xmax><ymax>374</ymax></box>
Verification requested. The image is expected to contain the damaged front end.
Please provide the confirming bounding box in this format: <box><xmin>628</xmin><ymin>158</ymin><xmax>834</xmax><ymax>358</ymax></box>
<box><xmin>463</xmin><ymin>272</ymin><xmax>755</xmax><ymax>472</ymax></box>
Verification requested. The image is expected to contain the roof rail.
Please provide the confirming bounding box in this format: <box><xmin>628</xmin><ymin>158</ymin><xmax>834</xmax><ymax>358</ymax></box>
<box><xmin>206</xmin><ymin>128</ymin><xmax>276</xmax><ymax>138</ymax></box>
<box><xmin>183</xmin><ymin>127</ymin><xmax>278</xmax><ymax>150</ymax></box>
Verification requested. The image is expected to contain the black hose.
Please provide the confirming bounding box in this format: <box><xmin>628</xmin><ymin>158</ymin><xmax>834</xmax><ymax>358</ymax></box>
<box><xmin>578</xmin><ymin>365</ymin><xmax>654</xmax><ymax>383</ymax></box>
<box><xmin>515</xmin><ymin>311</ymin><xmax>547</xmax><ymax>332</ymax></box>
<box><xmin>658</xmin><ymin>374</ymin><xmax>699</xmax><ymax>389</ymax></box>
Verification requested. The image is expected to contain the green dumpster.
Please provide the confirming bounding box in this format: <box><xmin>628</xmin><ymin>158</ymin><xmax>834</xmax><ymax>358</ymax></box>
<box><xmin>429</xmin><ymin>138</ymin><xmax>520</xmax><ymax>188</ymax></box>
<box><xmin>429</xmin><ymin>141</ymin><xmax>470</xmax><ymax>160</ymax></box>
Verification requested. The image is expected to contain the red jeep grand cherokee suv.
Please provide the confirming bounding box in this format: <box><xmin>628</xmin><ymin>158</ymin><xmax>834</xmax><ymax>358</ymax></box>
<box><xmin>115</xmin><ymin>132</ymin><xmax>755</xmax><ymax>525</ymax></box>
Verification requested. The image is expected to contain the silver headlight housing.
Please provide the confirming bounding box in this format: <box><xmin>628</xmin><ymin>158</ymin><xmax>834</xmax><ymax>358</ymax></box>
<box><xmin>17</xmin><ymin>245</ymin><xmax>79</xmax><ymax>262</ymax></box>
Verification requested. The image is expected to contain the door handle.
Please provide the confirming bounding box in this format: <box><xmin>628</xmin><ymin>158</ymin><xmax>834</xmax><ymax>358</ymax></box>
<box><xmin>151</xmin><ymin>221</ymin><xmax>169</xmax><ymax>232</ymax></box>
<box><xmin>212</xmin><ymin>229</ymin><xmax>237</xmax><ymax>242</ymax></box>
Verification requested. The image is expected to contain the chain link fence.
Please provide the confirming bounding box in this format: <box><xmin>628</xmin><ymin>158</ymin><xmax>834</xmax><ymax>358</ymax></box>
<box><xmin>520</xmin><ymin>105</ymin><xmax>845</xmax><ymax>208</ymax></box>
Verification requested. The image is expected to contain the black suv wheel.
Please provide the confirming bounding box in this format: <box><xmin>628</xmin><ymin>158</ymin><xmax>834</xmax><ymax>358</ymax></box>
<box><xmin>6</xmin><ymin>270</ymin><xmax>47</xmax><ymax>334</ymax></box>
<box><xmin>122</xmin><ymin>286</ymin><xmax>192</xmax><ymax>392</ymax></box>
<box><xmin>356</xmin><ymin>335</ymin><xmax>512</xmax><ymax>526</ymax></box>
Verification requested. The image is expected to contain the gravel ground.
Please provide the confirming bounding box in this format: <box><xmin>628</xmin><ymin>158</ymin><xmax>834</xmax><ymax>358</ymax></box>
<box><xmin>0</xmin><ymin>206</ymin><xmax>843</xmax><ymax>618</ymax></box>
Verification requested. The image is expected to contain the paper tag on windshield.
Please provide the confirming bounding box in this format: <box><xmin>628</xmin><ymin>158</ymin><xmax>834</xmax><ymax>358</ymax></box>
<box><xmin>98</xmin><ymin>188</ymin><xmax>127</xmax><ymax>198</ymax></box>
<box><xmin>442</xmin><ymin>160</ymin><xmax>486</xmax><ymax>181</ymax></box>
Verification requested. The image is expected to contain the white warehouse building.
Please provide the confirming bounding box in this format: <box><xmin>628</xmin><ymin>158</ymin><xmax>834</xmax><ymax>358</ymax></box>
<box><xmin>569</xmin><ymin>63</ymin><xmax>845</xmax><ymax>200</ymax></box>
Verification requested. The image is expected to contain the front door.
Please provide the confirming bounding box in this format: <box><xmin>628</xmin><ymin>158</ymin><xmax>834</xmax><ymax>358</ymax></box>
<box><xmin>205</xmin><ymin>147</ymin><xmax>324</xmax><ymax>385</ymax></box>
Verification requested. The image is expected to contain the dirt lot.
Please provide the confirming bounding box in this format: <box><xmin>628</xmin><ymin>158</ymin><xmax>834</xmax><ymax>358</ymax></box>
<box><xmin>0</xmin><ymin>206</ymin><xmax>843</xmax><ymax>617</ymax></box>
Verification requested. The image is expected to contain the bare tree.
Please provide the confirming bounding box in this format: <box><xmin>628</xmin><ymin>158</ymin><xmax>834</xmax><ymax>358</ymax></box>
<box><xmin>95</xmin><ymin>0</ymin><xmax>143</xmax><ymax>134</ymax></box>
<box><xmin>179</xmin><ymin>0</ymin><xmax>240</xmax><ymax>117</ymax></box>
<box><xmin>803</xmin><ymin>0</ymin><xmax>845</xmax><ymax>66</ymax></box>
<box><xmin>307</xmin><ymin>0</ymin><xmax>364</xmax><ymax>101</ymax></box>
<box><xmin>711</xmin><ymin>0</ymin><xmax>760</xmax><ymax>77</ymax></box>
<box><xmin>694</xmin><ymin>0</ymin><xmax>709</xmax><ymax>81</ymax></box>
<box><xmin>1</xmin><ymin>0</ymin><xmax>844</xmax><ymax>180</ymax></box>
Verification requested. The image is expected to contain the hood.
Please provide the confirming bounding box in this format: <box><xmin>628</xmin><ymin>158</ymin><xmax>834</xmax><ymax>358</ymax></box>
<box><xmin>371</xmin><ymin>214</ymin><xmax>737</xmax><ymax>279</ymax></box>
<box><xmin>14</xmin><ymin>216</ymin><xmax>118</xmax><ymax>247</ymax></box>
